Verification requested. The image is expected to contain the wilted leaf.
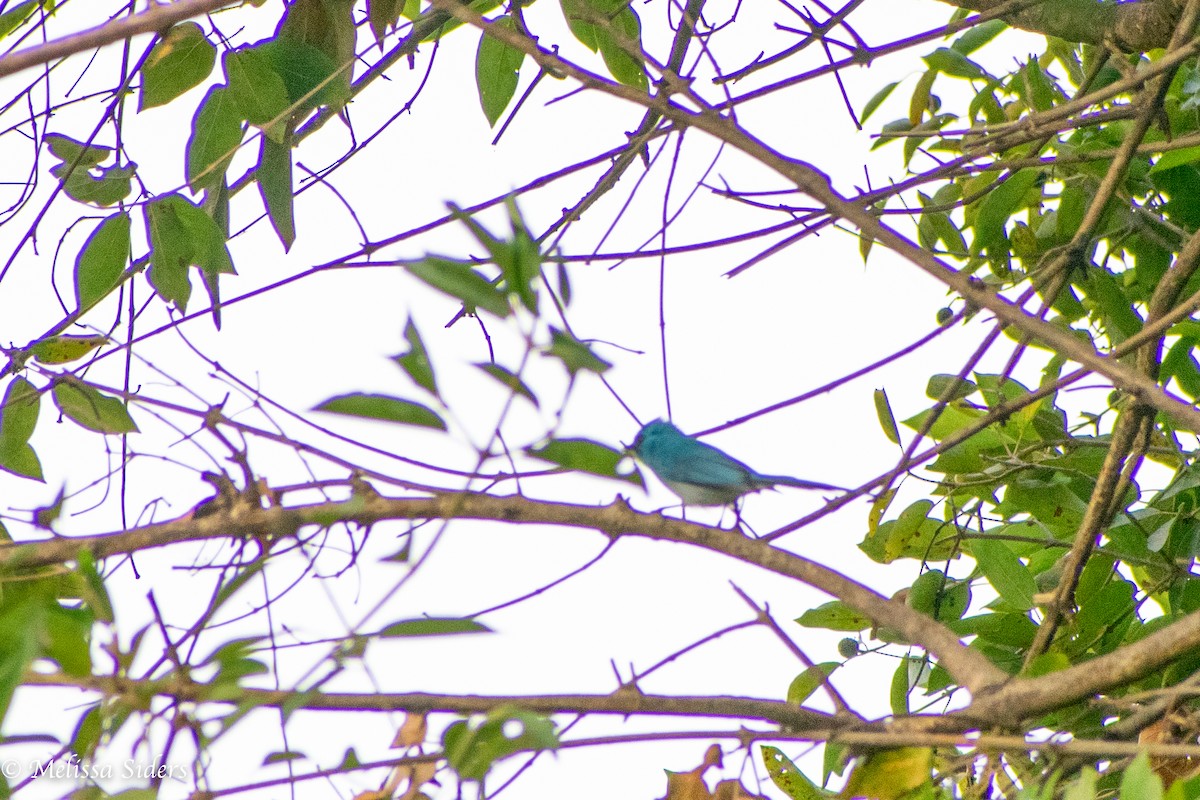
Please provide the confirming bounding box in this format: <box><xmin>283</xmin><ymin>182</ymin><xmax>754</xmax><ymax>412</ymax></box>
<box><xmin>761</xmin><ymin>746</ymin><xmax>828</xmax><ymax>800</ymax></box>
<box><xmin>31</xmin><ymin>335</ymin><xmax>108</xmax><ymax>365</ymax></box>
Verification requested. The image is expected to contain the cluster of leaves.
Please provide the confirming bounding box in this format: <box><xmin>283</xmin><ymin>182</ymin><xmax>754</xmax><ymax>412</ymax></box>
<box><xmin>781</xmin><ymin>10</ymin><xmax>1200</xmax><ymax>798</ymax></box>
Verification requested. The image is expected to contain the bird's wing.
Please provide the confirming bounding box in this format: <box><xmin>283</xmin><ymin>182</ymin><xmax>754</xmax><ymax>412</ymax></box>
<box><xmin>650</xmin><ymin>438</ymin><xmax>752</xmax><ymax>488</ymax></box>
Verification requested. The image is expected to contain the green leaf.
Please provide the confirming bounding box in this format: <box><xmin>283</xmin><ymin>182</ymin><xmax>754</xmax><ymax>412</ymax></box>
<box><xmin>187</xmin><ymin>86</ymin><xmax>244</xmax><ymax>193</ymax></box>
<box><xmin>404</xmin><ymin>257</ymin><xmax>510</xmax><ymax>318</ymax></box>
<box><xmin>1122</xmin><ymin>751</ymin><xmax>1164</xmax><ymax>800</ymax></box>
<box><xmin>1150</xmin><ymin>145</ymin><xmax>1200</xmax><ymax>173</ymax></box>
<box><xmin>71</xmin><ymin>706</ymin><xmax>102</xmax><ymax>760</ymax></box>
<box><xmin>144</xmin><ymin>193</ymin><xmax>235</xmax><ymax>314</ymax></box>
<box><xmin>394</xmin><ymin>318</ymin><xmax>439</xmax><ymax>397</ymax></box>
<box><xmin>50</xmin><ymin>161</ymin><xmax>135</xmax><ymax>207</ymax></box>
<box><xmin>907</xmin><ymin>569</ymin><xmax>970</xmax><ymax>622</ymax></box>
<box><xmin>52</xmin><ymin>382</ymin><xmax>138</xmax><ymax>435</ymax></box>
<box><xmin>44</xmin><ymin>602</ymin><xmax>93</xmax><ymax>676</ymax></box>
<box><xmin>0</xmin><ymin>593</ymin><xmax>45</xmax><ymax>726</ymax></box>
<box><xmin>556</xmin><ymin>262</ymin><xmax>572</xmax><ymax>306</ymax></box>
<box><xmin>34</xmin><ymin>485</ymin><xmax>64</xmax><ymax>530</ymax></box>
<box><xmin>0</xmin><ymin>1</ymin><xmax>38</xmax><ymax>41</ymax></box>
<box><xmin>796</xmin><ymin>601</ymin><xmax>871</xmax><ymax>632</ymax></box>
<box><xmin>74</xmin><ymin>211</ymin><xmax>130</xmax><ymax>310</ymax></box>
<box><xmin>224</xmin><ymin>45</ymin><xmax>291</xmax><ymax>139</ymax></box>
<box><xmin>951</xmin><ymin>19</ymin><xmax>1006</xmax><ymax>55</ymax></box>
<box><xmin>924</xmin><ymin>47</ymin><xmax>985</xmax><ymax>79</ymax></box>
<box><xmin>443</xmin><ymin>706</ymin><xmax>558</xmax><ymax>781</ymax></box>
<box><xmin>476</xmin><ymin>16</ymin><xmax>525</xmax><ymax>127</ymax></box>
<box><xmin>1163</xmin><ymin>337</ymin><xmax>1200</xmax><ymax>399</ymax></box>
<box><xmin>861</xmin><ymin>499</ymin><xmax>956</xmax><ymax>564</ymax></box>
<box><xmin>786</xmin><ymin>663</ymin><xmax>839</xmax><ymax>706</ymax></box>
<box><xmin>260</xmin><ymin>36</ymin><xmax>342</xmax><ymax>110</ymax></box>
<box><xmin>970</xmin><ymin>538</ymin><xmax>1036</xmax><ymax>610</ymax></box>
<box><xmin>45</xmin><ymin>134</ymin><xmax>134</xmax><ymax>206</ymax></box>
<box><xmin>925</xmin><ymin>374</ymin><xmax>977</xmax><ymax>401</ymax></box>
<box><xmin>889</xmin><ymin>659</ymin><xmax>913</xmax><ymax>715</ymax></box>
<box><xmin>1064</xmin><ymin>767</ymin><xmax>1097</xmax><ymax>800</ymax></box>
<box><xmin>475</xmin><ymin>362</ymin><xmax>538</xmax><ymax>407</ymax></box>
<box><xmin>560</xmin><ymin>0</ymin><xmax>647</xmax><ymax>89</ymax></box>
<box><xmin>315</xmin><ymin>393</ymin><xmax>447</xmax><ymax>430</ymax></box>
<box><xmin>861</xmin><ymin>81</ymin><xmax>898</xmax><ymax>124</ymax></box>
<box><xmin>263</xmin><ymin>751</ymin><xmax>306</xmax><ymax>765</ymax></box>
<box><xmin>1075</xmin><ymin>579</ymin><xmax>1134</xmax><ymax>640</ymax></box>
<box><xmin>76</xmin><ymin>548</ymin><xmax>114</xmax><ymax>624</ymax></box>
<box><xmin>139</xmin><ymin>22</ymin><xmax>216</xmax><ymax>110</ymax></box>
<box><xmin>874</xmin><ymin>388</ymin><xmax>900</xmax><ymax>444</ymax></box>
<box><xmin>762</xmin><ymin>746</ymin><xmax>829</xmax><ymax>800</ymax></box>
<box><xmin>545</xmin><ymin>327</ymin><xmax>611</xmax><ymax>375</ymax></box>
<box><xmin>842</xmin><ymin>746</ymin><xmax>932</xmax><ymax>800</ymax></box>
<box><xmin>338</xmin><ymin>747</ymin><xmax>363</xmax><ymax>770</ymax></box>
<box><xmin>527</xmin><ymin>437</ymin><xmax>642</xmax><ymax>486</ymax></box>
<box><xmin>380</xmin><ymin>617</ymin><xmax>492</xmax><ymax>637</ymax></box>
<box><xmin>972</xmin><ymin>169</ymin><xmax>1041</xmax><ymax>254</ymax></box>
<box><xmin>450</xmin><ymin>200</ymin><xmax>541</xmax><ymax>312</ymax></box>
<box><xmin>145</xmin><ymin>198</ymin><xmax>191</xmax><ymax>310</ymax></box>
<box><xmin>45</xmin><ymin>133</ymin><xmax>112</xmax><ymax>167</ymax></box>
<box><xmin>0</xmin><ymin>377</ymin><xmax>43</xmax><ymax>481</ymax></box>
<box><xmin>594</xmin><ymin>4</ymin><xmax>646</xmax><ymax>89</ymax></box>
<box><xmin>368</xmin><ymin>0</ymin><xmax>402</xmax><ymax>46</ymax></box>
<box><xmin>257</xmin><ymin>134</ymin><xmax>295</xmax><ymax>251</ymax></box>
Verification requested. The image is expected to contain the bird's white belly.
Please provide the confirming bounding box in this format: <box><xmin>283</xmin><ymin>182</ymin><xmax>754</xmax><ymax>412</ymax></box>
<box><xmin>663</xmin><ymin>480</ymin><xmax>745</xmax><ymax>506</ymax></box>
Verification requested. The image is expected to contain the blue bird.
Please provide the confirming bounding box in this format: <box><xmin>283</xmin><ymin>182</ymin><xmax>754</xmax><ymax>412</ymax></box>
<box><xmin>631</xmin><ymin>419</ymin><xmax>844</xmax><ymax>507</ymax></box>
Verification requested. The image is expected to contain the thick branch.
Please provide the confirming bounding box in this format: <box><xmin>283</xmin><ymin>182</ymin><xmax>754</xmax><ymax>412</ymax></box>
<box><xmin>30</xmin><ymin>675</ymin><xmax>843</xmax><ymax>730</ymax></box>
<box><xmin>962</xmin><ymin>606</ymin><xmax>1200</xmax><ymax>725</ymax></box>
<box><xmin>0</xmin><ymin>0</ymin><xmax>240</xmax><ymax>80</ymax></box>
<box><xmin>0</xmin><ymin>491</ymin><xmax>1007</xmax><ymax>695</ymax></box>
<box><xmin>938</xmin><ymin>0</ymin><xmax>1185</xmax><ymax>51</ymax></box>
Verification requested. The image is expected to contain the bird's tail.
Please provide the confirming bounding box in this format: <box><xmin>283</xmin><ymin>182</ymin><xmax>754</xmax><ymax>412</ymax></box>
<box><xmin>758</xmin><ymin>474</ymin><xmax>847</xmax><ymax>493</ymax></box>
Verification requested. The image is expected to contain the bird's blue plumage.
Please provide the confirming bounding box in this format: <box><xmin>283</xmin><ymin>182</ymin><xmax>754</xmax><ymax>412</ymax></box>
<box><xmin>631</xmin><ymin>419</ymin><xmax>843</xmax><ymax>506</ymax></box>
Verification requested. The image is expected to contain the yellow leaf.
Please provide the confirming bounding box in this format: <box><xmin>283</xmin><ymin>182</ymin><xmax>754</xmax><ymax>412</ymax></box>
<box><xmin>841</xmin><ymin>748</ymin><xmax>932</xmax><ymax>799</ymax></box>
<box><xmin>30</xmin><ymin>334</ymin><xmax>107</xmax><ymax>364</ymax></box>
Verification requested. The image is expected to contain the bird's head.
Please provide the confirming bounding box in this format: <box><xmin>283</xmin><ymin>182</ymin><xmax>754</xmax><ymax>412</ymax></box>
<box><xmin>631</xmin><ymin>419</ymin><xmax>682</xmax><ymax>455</ymax></box>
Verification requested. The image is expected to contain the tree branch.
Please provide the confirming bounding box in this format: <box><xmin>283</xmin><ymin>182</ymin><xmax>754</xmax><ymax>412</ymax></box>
<box><xmin>937</xmin><ymin>0</ymin><xmax>1184</xmax><ymax>51</ymax></box>
<box><xmin>0</xmin><ymin>0</ymin><xmax>241</xmax><ymax>80</ymax></box>
<box><xmin>1</xmin><ymin>489</ymin><xmax>1009</xmax><ymax>695</ymax></box>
